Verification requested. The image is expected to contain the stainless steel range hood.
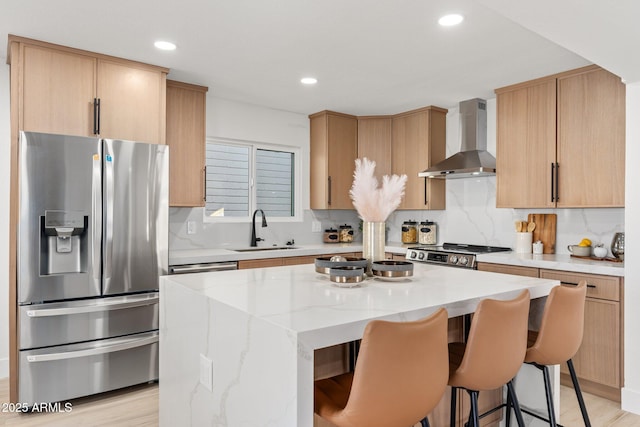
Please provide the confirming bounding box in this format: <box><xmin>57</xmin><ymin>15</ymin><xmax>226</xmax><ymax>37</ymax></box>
<box><xmin>419</xmin><ymin>98</ymin><xmax>496</xmax><ymax>179</ymax></box>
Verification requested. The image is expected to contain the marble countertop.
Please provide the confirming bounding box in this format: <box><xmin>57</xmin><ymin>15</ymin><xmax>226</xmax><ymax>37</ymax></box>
<box><xmin>169</xmin><ymin>242</ymin><xmax>408</xmax><ymax>265</ymax></box>
<box><xmin>170</xmin><ymin>243</ymin><xmax>624</xmax><ymax>277</ymax></box>
<box><xmin>161</xmin><ymin>262</ymin><xmax>557</xmax><ymax>349</ymax></box>
<box><xmin>476</xmin><ymin>252</ymin><xmax>624</xmax><ymax>277</ymax></box>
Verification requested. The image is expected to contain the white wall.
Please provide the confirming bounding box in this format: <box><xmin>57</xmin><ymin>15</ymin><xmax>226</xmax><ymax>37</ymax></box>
<box><xmin>622</xmin><ymin>82</ymin><xmax>640</xmax><ymax>413</ymax></box>
<box><xmin>0</xmin><ymin>60</ymin><xmax>11</xmax><ymax>378</ymax></box>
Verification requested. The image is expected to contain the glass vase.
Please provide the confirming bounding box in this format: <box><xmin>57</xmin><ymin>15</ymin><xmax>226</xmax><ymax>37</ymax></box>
<box><xmin>362</xmin><ymin>221</ymin><xmax>386</xmax><ymax>275</ymax></box>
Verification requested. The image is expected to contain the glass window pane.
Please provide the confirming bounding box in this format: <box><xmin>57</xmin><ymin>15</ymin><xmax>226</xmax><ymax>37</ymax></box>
<box><xmin>256</xmin><ymin>149</ymin><xmax>294</xmax><ymax>217</ymax></box>
<box><xmin>205</xmin><ymin>143</ymin><xmax>249</xmax><ymax>217</ymax></box>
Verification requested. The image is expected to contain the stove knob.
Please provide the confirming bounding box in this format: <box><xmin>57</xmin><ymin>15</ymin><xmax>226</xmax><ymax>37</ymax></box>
<box><xmin>450</xmin><ymin>255</ymin><xmax>458</xmax><ymax>264</ymax></box>
<box><xmin>409</xmin><ymin>251</ymin><xmax>417</xmax><ymax>259</ymax></box>
<box><xmin>418</xmin><ymin>252</ymin><xmax>425</xmax><ymax>260</ymax></box>
<box><xmin>459</xmin><ymin>256</ymin><xmax>469</xmax><ymax>266</ymax></box>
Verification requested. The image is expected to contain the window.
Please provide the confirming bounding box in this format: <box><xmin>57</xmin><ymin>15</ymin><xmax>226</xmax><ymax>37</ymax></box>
<box><xmin>204</xmin><ymin>138</ymin><xmax>298</xmax><ymax>220</ymax></box>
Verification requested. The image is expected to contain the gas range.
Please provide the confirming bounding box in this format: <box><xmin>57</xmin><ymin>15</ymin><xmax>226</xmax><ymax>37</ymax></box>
<box><xmin>405</xmin><ymin>243</ymin><xmax>512</xmax><ymax>269</ymax></box>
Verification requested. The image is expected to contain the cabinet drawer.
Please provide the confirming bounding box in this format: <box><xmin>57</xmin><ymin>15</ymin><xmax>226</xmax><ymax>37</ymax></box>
<box><xmin>539</xmin><ymin>270</ymin><xmax>621</xmax><ymax>301</ymax></box>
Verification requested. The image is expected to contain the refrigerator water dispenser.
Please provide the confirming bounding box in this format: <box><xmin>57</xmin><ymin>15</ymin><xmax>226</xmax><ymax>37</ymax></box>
<box><xmin>41</xmin><ymin>210</ymin><xmax>87</xmax><ymax>275</ymax></box>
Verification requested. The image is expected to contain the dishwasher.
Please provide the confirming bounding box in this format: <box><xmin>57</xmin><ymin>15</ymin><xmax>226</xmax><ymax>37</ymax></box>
<box><xmin>169</xmin><ymin>261</ymin><xmax>238</xmax><ymax>274</ymax></box>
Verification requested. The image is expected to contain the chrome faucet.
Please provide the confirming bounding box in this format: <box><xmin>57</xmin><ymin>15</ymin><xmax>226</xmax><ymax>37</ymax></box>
<box><xmin>250</xmin><ymin>209</ymin><xmax>268</xmax><ymax>247</ymax></box>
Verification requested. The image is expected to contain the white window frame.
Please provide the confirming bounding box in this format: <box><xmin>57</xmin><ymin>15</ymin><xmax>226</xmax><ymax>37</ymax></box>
<box><xmin>203</xmin><ymin>136</ymin><xmax>302</xmax><ymax>223</ymax></box>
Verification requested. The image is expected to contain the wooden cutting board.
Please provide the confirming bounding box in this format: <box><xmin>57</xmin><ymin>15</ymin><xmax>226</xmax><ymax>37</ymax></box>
<box><xmin>528</xmin><ymin>213</ymin><xmax>557</xmax><ymax>254</ymax></box>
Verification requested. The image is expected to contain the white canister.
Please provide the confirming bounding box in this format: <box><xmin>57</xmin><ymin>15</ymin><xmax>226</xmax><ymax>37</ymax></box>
<box><xmin>515</xmin><ymin>232</ymin><xmax>533</xmax><ymax>254</ymax></box>
<box><xmin>418</xmin><ymin>221</ymin><xmax>437</xmax><ymax>245</ymax></box>
<box><xmin>532</xmin><ymin>240</ymin><xmax>544</xmax><ymax>254</ymax></box>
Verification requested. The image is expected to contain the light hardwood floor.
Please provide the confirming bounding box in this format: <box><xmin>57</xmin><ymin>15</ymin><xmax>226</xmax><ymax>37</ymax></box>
<box><xmin>2</xmin><ymin>379</ymin><xmax>640</xmax><ymax>426</ymax></box>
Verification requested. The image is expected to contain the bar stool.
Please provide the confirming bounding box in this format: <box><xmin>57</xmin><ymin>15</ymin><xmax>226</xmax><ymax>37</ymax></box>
<box><xmin>448</xmin><ymin>290</ymin><xmax>530</xmax><ymax>427</ymax></box>
<box><xmin>314</xmin><ymin>308</ymin><xmax>449</xmax><ymax>427</ymax></box>
<box><xmin>506</xmin><ymin>281</ymin><xmax>590</xmax><ymax>427</ymax></box>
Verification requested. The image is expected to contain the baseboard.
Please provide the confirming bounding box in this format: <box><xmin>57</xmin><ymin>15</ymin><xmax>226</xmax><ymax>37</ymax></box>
<box><xmin>622</xmin><ymin>387</ymin><xmax>640</xmax><ymax>415</ymax></box>
<box><xmin>0</xmin><ymin>357</ymin><xmax>8</xmax><ymax>379</ymax></box>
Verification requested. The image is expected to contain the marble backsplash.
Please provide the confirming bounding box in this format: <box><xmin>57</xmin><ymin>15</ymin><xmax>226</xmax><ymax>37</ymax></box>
<box><xmin>170</xmin><ymin>176</ymin><xmax>624</xmax><ymax>256</ymax></box>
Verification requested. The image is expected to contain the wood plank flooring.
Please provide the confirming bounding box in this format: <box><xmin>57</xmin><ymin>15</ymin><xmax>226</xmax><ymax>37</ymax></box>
<box><xmin>2</xmin><ymin>378</ymin><xmax>640</xmax><ymax>426</ymax></box>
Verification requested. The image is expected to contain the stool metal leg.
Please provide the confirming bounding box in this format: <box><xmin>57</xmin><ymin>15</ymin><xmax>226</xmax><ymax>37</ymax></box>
<box><xmin>505</xmin><ymin>383</ymin><xmax>513</xmax><ymax>427</ymax></box>
<box><xmin>540</xmin><ymin>364</ymin><xmax>558</xmax><ymax>427</ymax></box>
<box><xmin>468</xmin><ymin>390</ymin><xmax>480</xmax><ymax>427</ymax></box>
<box><xmin>420</xmin><ymin>416</ymin><xmax>431</xmax><ymax>427</ymax></box>
<box><xmin>506</xmin><ymin>380</ymin><xmax>525</xmax><ymax>427</ymax></box>
<box><xmin>450</xmin><ymin>386</ymin><xmax>458</xmax><ymax>427</ymax></box>
<box><xmin>567</xmin><ymin>359</ymin><xmax>592</xmax><ymax>427</ymax></box>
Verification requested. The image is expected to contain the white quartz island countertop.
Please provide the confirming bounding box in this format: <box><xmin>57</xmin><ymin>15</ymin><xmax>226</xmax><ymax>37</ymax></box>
<box><xmin>159</xmin><ymin>263</ymin><xmax>559</xmax><ymax>427</ymax></box>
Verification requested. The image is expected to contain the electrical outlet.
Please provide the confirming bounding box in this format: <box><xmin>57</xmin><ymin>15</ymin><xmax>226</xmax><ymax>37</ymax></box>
<box><xmin>312</xmin><ymin>220</ymin><xmax>322</xmax><ymax>233</ymax></box>
<box><xmin>199</xmin><ymin>353</ymin><xmax>213</xmax><ymax>391</ymax></box>
<box><xmin>187</xmin><ymin>221</ymin><xmax>196</xmax><ymax>235</ymax></box>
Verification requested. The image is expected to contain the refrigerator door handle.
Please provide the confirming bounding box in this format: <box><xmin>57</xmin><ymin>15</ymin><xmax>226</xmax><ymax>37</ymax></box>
<box><xmin>92</xmin><ymin>152</ymin><xmax>102</xmax><ymax>287</ymax></box>
<box><xmin>25</xmin><ymin>293</ymin><xmax>159</xmax><ymax>317</ymax></box>
<box><xmin>104</xmin><ymin>147</ymin><xmax>114</xmax><ymax>281</ymax></box>
<box><xmin>26</xmin><ymin>334</ymin><xmax>158</xmax><ymax>363</ymax></box>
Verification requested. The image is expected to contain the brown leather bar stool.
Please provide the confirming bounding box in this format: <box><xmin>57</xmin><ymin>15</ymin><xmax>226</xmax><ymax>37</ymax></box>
<box><xmin>506</xmin><ymin>281</ymin><xmax>590</xmax><ymax>427</ymax></box>
<box><xmin>314</xmin><ymin>308</ymin><xmax>449</xmax><ymax>427</ymax></box>
<box><xmin>448</xmin><ymin>290</ymin><xmax>530</xmax><ymax>427</ymax></box>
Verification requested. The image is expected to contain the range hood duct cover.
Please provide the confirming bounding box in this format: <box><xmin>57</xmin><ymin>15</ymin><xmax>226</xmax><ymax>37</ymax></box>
<box><xmin>419</xmin><ymin>98</ymin><xmax>496</xmax><ymax>179</ymax></box>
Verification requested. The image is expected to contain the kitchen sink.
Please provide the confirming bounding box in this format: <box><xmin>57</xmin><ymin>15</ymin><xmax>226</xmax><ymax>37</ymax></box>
<box><xmin>232</xmin><ymin>246</ymin><xmax>299</xmax><ymax>252</ymax></box>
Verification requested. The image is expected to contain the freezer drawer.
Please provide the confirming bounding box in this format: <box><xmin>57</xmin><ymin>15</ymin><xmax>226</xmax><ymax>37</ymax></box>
<box><xmin>19</xmin><ymin>293</ymin><xmax>158</xmax><ymax>349</ymax></box>
<box><xmin>19</xmin><ymin>331</ymin><xmax>158</xmax><ymax>405</ymax></box>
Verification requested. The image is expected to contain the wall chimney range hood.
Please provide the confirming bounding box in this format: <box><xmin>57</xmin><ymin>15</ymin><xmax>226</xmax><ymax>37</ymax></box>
<box><xmin>419</xmin><ymin>98</ymin><xmax>496</xmax><ymax>179</ymax></box>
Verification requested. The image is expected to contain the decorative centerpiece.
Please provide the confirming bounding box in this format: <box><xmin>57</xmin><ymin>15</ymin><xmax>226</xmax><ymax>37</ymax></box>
<box><xmin>349</xmin><ymin>158</ymin><xmax>407</xmax><ymax>274</ymax></box>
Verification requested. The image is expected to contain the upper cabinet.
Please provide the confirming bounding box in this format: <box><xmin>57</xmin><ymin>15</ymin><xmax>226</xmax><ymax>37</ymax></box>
<box><xmin>357</xmin><ymin>116</ymin><xmax>392</xmax><ymax>179</ymax></box>
<box><xmin>310</xmin><ymin>107</ymin><xmax>447</xmax><ymax>211</ymax></box>
<box><xmin>8</xmin><ymin>35</ymin><xmax>168</xmax><ymax>144</ymax></box>
<box><xmin>495</xmin><ymin>65</ymin><xmax>625</xmax><ymax>208</ymax></box>
<box><xmin>309</xmin><ymin>111</ymin><xmax>358</xmax><ymax>209</ymax></box>
<box><xmin>166</xmin><ymin>80</ymin><xmax>208</xmax><ymax>207</ymax></box>
<box><xmin>392</xmin><ymin>107</ymin><xmax>447</xmax><ymax>210</ymax></box>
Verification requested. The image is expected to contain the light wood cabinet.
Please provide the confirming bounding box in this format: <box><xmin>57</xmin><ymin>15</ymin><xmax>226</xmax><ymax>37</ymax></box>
<box><xmin>97</xmin><ymin>59</ymin><xmax>166</xmax><ymax>144</ymax></box>
<box><xmin>166</xmin><ymin>80</ymin><xmax>208</xmax><ymax>207</ymax></box>
<box><xmin>539</xmin><ymin>269</ymin><xmax>623</xmax><ymax>401</ymax></box>
<box><xmin>392</xmin><ymin>107</ymin><xmax>447</xmax><ymax>210</ymax></box>
<box><xmin>357</xmin><ymin>116</ymin><xmax>392</xmax><ymax>178</ymax></box>
<box><xmin>309</xmin><ymin>111</ymin><xmax>358</xmax><ymax>209</ymax></box>
<box><xmin>495</xmin><ymin>65</ymin><xmax>625</xmax><ymax>208</ymax></box>
<box><xmin>477</xmin><ymin>263</ymin><xmax>539</xmax><ymax>278</ymax></box>
<box><xmin>8</xmin><ymin>35</ymin><xmax>168</xmax><ymax>144</ymax></box>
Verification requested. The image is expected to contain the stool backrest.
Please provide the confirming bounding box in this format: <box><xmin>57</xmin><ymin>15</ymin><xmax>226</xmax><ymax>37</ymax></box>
<box><xmin>450</xmin><ymin>290</ymin><xmax>530</xmax><ymax>391</ymax></box>
<box><xmin>525</xmin><ymin>281</ymin><xmax>587</xmax><ymax>365</ymax></box>
<box><xmin>341</xmin><ymin>307</ymin><xmax>449</xmax><ymax>427</ymax></box>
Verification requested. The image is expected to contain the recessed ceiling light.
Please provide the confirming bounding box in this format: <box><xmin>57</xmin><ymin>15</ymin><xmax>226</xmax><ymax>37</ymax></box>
<box><xmin>438</xmin><ymin>14</ymin><xmax>464</xmax><ymax>27</ymax></box>
<box><xmin>301</xmin><ymin>77</ymin><xmax>318</xmax><ymax>85</ymax></box>
<box><xmin>154</xmin><ymin>41</ymin><xmax>176</xmax><ymax>51</ymax></box>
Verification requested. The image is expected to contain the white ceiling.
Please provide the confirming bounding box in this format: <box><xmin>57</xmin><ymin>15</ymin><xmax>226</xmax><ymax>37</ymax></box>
<box><xmin>3</xmin><ymin>0</ymin><xmax>634</xmax><ymax>116</ymax></box>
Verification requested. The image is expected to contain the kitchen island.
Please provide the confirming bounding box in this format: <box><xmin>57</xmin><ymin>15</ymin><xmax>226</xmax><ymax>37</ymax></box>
<box><xmin>159</xmin><ymin>262</ymin><xmax>559</xmax><ymax>427</ymax></box>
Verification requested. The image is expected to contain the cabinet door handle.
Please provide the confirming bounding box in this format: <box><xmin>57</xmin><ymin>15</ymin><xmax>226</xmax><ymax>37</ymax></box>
<box><xmin>562</xmin><ymin>281</ymin><xmax>596</xmax><ymax>289</ymax></box>
<box><xmin>328</xmin><ymin>176</ymin><xmax>332</xmax><ymax>206</ymax></box>
<box><xmin>550</xmin><ymin>163</ymin><xmax>555</xmax><ymax>202</ymax></box>
<box><xmin>555</xmin><ymin>162</ymin><xmax>559</xmax><ymax>202</ymax></box>
<box><xmin>93</xmin><ymin>98</ymin><xmax>101</xmax><ymax>135</ymax></box>
<box><xmin>424</xmin><ymin>178</ymin><xmax>427</xmax><ymax>206</ymax></box>
<box><xmin>203</xmin><ymin>166</ymin><xmax>207</xmax><ymax>202</ymax></box>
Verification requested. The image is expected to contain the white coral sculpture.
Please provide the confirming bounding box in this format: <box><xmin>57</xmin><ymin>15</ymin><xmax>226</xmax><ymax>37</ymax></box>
<box><xmin>349</xmin><ymin>158</ymin><xmax>407</xmax><ymax>222</ymax></box>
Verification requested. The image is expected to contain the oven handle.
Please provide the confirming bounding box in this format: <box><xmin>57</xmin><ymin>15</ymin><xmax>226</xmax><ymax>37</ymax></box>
<box><xmin>25</xmin><ymin>293</ymin><xmax>159</xmax><ymax>317</ymax></box>
<box><xmin>26</xmin><ymin>334</ymin><xmax>158</xmax><ymax>363</ymax></box>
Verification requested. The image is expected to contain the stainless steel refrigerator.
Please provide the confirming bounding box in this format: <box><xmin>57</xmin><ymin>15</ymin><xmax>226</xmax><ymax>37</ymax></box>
<box><xmin>17</xmin><ymin>131</ymin><xmax>168</xmax><ymax>405</ymax></box>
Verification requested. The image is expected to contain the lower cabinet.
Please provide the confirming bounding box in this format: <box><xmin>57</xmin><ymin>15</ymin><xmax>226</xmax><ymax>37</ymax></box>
<box><xmin>237</xmin><ymin>252</ymin><xmax>361</xmax><ymax>269</ymax></box>
<box><xmin>477</xmin><ymin>262</ymin><xmax>624</xmax><ymax>402</ymax></box>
